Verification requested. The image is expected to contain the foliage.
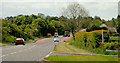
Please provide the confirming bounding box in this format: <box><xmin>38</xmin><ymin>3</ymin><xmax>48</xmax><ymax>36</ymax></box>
<box><xmin>104</xmin><ymin>42</ymin><xmax>118</xmax><ymax>50</ymax></box>
<box><xmin>116</xmin><ymin>17</ymin><xmax>120</xmax><ymax>33</ymax></box>
<box><xmin>75</xmin><ymin>30</ymin><xmax>102</xmax><ymax>48</ymax></box>
<box><xmin>110</xmin><ymin>33</ymin><xmax>120</xmax><ymax>36</ymax></box>
<box><xmin>73</xmin><ymin>30</ymin><xmax>118</xmax><ymax>55</ymax></box>
<box><xmin>86</xmin><ymin>24</ymin><xmax>108</xmax><ymax>32</ymax></box>
<box><xmin>62</xmin><ymin>2</ymin><xmax>89</xmax><ymax>40</ymax></box>
<box><xmin>2</xmin><ymin>14</ymin><xmax>71</xmax><ymax>43</ymax></box>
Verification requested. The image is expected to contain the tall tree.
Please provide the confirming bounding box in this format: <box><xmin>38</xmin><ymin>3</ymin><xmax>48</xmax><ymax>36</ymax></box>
<box><xmin>62</xmin><ymin>2</ymin><xmax>89</xmax><ymax>40</ymax></box>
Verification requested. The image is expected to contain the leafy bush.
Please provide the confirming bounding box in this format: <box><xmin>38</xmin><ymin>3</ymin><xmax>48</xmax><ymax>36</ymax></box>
<box><xmin>110</xmin><ymin>33</ymin><xmax>120</xmax><ymax>36</ymax></box>
<box><xmin>104</xmin><ymin>51</ymin><xmax>118</xmax><ymax>55</ymax></box>
<box><xmin>75</xmin><ymin>30</ymin><xmax>102</xmax><ymax>48</ymax></box>
<box><xmin>86</xmin><ymin>24</ymin><xmax>100</xmax><ymax>32</ymax></box>
<box><xmin>74</xmin><ymin>30</ymin><xmax>119</xmax><ymax>55</ymax></box>
<box><xmin>3</xmin><ymin>34</ymin><xmax>16</xmax><ymax>43</ymax></box>
<box><xmin>109</xmin><ymin>36</ymin><xmax>120</xmax><ymax>42</ymax></box>
<box><xmin>104</xmin><ymin>42</ymin><xmax>118</xmax><ymax>50</ymax></box>
<box><xmin>86</xmin><ymin>24</ymin><xmax>108</xmax><ymax>32</ymax></box>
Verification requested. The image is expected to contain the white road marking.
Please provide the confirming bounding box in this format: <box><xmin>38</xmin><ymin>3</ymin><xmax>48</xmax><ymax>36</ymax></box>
<box><xmin>1</xmin><ymin>54</ymin><xmax>9</xmax><ymax>57</ymax></box>
<box><xmin>2</xmin><ymin>44</ymin><xmax>36</xmax><ymax>58</ymax></box>
<box><xmin>38</xmin><ymin>52</ymin><xmax>53</xmax><ymax>61</ymax></box>
<box><xmin>45</xmin><ymin>52</ymin><xmax>52</xmax><ymax>58</ymax></box>
<box><xmin>10</xmin><ymin>52</ymin><xmax>16</xmax><ymax>54</ymax></box>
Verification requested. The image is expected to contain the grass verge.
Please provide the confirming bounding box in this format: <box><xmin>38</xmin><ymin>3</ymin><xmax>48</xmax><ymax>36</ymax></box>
<box><xmin>44</xmin><ymin>55</ymin><xmax>118</xmax><ymax>61</ymax></box>
<box><xmin>53</xmin><ymin>38</ymin><xmax>94</xmax><ymax>54</ymax></box>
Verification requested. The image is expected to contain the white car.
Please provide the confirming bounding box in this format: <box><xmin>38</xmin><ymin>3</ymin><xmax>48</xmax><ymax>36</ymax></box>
<box><xmin>54</xmin><ymin>32</ymin><xmax>58</xmax><ymax>37</ymax></box>
<box><xmin>54</xmin><ymin>38</ymin><xmax>59</xmax><ymax>42</ymax></box>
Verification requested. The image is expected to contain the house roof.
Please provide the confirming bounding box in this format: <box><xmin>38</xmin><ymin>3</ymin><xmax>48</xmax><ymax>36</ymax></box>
<box><xmin>100</xmin><ymin>24</ymin><xmax>117</xmax><ymax>33</ymax></box>
<box><xmin>100</xmin><ymin>24</ymin><xmax>108</xmax><ymax>28</ymax></box>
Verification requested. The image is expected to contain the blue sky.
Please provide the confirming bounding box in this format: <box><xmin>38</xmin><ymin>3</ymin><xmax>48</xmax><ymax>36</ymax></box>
<box><xmin>0</xmin><ymin>0</ymin><xmax>119</xmax><ymax>20</ymax></box>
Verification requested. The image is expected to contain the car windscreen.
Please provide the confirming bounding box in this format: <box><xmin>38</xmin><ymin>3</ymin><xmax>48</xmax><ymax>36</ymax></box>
<box><xmin>16</xmin><ymin>38</ymin><xmax>23</xmax><ymax>40</ymax></box>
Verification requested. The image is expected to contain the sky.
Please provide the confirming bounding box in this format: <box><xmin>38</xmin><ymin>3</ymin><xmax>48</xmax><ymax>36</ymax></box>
<box><xmin>0</xmin><ymin>0</ymin><xmax>120</xmax><ymax>20</ymax></box>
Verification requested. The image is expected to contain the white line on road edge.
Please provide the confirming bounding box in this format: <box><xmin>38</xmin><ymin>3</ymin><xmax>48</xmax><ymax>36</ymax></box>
<box><xmin>38</xmin><ymin>52</ymin><xmax>52</xmax><ymax>61</ymax></box>
<box><xmin>45</xmin><ymin>52</ymin><xmax>52</xmax><ymax>58</ymax></box>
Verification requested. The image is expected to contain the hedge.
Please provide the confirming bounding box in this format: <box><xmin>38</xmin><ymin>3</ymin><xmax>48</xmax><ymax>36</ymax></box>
<box><xmin>73</xmin><ymin>30</ymin><xmax>119</xmax><ymax>55</ymax></box>
<box><xmin>75</xmin><ymin>30</ymin><xmax>103</xmax><ymax>48</ymax></box>
<box><xmin>104</xmin><ymin>42</ymin><xmax>119</xmax><ymax>50</ymax></box>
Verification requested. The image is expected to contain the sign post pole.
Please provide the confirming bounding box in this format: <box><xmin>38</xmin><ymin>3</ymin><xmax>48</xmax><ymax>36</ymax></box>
<box><xmin>102</xmin><ymin>30</ymin><xmax>104</xmax><ymax>52</ymax></box>
<box><xmin>102</xmin><ymin>30</ymin><xmax>108</xmax><ymax>52</ymax></box>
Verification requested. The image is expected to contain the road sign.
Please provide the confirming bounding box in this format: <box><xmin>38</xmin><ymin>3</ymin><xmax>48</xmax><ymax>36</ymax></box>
<box><xmin>102</xmin><ymin>31</ymin><xmax>108</xmax><ymax>38</ymax></box>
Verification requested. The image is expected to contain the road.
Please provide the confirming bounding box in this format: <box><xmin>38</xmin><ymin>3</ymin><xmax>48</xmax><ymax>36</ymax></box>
<box><xmin>1</xmin><ymin>36</ymin><xmax>65</xmax><ymax>62</ymax></box>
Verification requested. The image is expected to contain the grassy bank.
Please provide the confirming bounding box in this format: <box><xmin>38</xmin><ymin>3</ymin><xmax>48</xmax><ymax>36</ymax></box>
<box><xmin>54</xmin><ymin>37</ymin><xmax>119</xmax><ymax>55</ymax></box>
<box><xmin>45</xmin><ymin>55</ymin><xmax>118</xmax><ymax>61</ymax></box>
<box><xmin>70</xmin><ymin>38</ymin><xmax>119</xmax><ymax>55</ymax></box>
<box><xmin>53</xmin><ymin>39</ymin><xmax>94</xmax><ymax>54</ymax></box>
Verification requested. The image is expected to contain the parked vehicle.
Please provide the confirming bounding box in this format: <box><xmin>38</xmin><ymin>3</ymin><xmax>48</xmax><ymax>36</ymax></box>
<box><xmin>64</xmin><ymin>31</ymin><xmax>70</xmax><ymax>37</ymax></box>
<box><xmin>54</xmin><ymin>32</ymin><xmax>58</xmax><ymax>37</ymax></box>
<box><xmin>15</xmin><ymin>38</ymin><xmax>25</xmax><ymax>45</ymax></box>
<box><xmin>54</xmin><ymin>38</ymin><xmax>59</xmax><ymax>42</ymax></box>
<box><xmin>47</xmin><ymin>33</ymin><xmax>52</xmax><ymax>36</ymax></box>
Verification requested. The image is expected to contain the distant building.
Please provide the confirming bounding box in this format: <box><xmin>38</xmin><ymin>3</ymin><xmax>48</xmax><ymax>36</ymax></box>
<box><xmin>100</xmin><ymin>23</ymin><xmax>117</xmax><ymax>33</ymax></box>
<box><xmin>100</xmin><ymin>23</ymin><xmax>108</xmax><ymax>28</ymax></box>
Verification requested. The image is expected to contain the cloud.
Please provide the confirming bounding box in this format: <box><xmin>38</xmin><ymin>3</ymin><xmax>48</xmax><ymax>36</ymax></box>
<box><xmin>1</xmin><ymin>1</ymin><xmax>118</xmax><ymax>20</ymax></box>
<box><xmin>79</xmin><ymin>2</ymin><xmax>118</xmax><ymax>20</ymax></box>
<box><xmin>2</xmin><ymin>0</ymin><xmax>120</xmax><ymax>2</ymax></box>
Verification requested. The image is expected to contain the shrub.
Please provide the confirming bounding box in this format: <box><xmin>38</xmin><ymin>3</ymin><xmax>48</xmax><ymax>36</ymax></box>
<box><xmin>104</xmin><ymin>51</ymin><xmax>118</xmax><ymax>55</ymax></box>
<box><xmin>86</xmin><ymin>24</ymin><xmax>108</xmax><ymax>32</ymax></box>
<box><xmin>75</xmin><ymin>30</ymin><xmax>102</xmax><ymax>49</ymax></box>
<box><xmin>104</xmin><ymin>42</ymin><xmax>118</xmax><ymax>50</ymax></box>
<box><xmin>110</xmin><ymin>33</ymin><xmax>120</xmax><ymax>36</ymax></box>
<box><xmin>4</xmin><ymin>35</ymin><xmax>16</xmax><ymax>43</ymax></box>
<box><xmin>73</xmin><ymin>30</ymin><xmax>118</xmax><ymax>55</ymax></box>
<box><xmin>86</xmin><ymin>24</ymin><xmax>100</xmax><ymax>32</ymax></box>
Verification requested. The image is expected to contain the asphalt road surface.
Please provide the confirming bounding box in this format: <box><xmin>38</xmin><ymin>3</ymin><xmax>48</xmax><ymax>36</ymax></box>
<box><xmin>1</xmin><ymin>36</ymin><xmax>65</xmax><ymax>61</ymax></box>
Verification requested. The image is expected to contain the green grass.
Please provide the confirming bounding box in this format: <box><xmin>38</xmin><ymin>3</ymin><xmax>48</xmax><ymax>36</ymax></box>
<box><xmin>45</xmin><ymin>55</ymin><xmax>118</xmax><ymax>61</ymax></box>
<box><xmin>64</xmin><ymin>42</ymin><xmax>76</xmax><ymax>52</ymax></box>
<box><xmin>69</xmin><ymin>38</ymin><xmax>119</xmax><ymax>55</ymax></box>
<box><xmin>54</xmin><ymin>45</ymin><xmax>57</xmax><ymax>51</ymax></box>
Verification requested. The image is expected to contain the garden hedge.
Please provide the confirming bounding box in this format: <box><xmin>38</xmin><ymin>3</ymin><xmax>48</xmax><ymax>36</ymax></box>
<box><xmin>75</xmin><ymin>30</ymin><xmax>103</xmax><ymax>48</ymax></box>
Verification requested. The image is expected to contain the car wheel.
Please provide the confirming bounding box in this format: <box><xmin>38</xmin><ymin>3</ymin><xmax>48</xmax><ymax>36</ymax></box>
<box><xmin>23</xmin><ymin>43</ymin><xmax>25</xmax><ymax>45</ymax></box>
<box><xmin>15</xmin><ymin>43</ymin><xmax>18</xmax><ymax>45</ymax></box>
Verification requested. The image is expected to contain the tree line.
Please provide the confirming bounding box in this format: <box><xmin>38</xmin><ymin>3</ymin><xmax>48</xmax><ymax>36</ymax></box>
<box><xmin>1</xmin><ymin>2</ymin><xmax>120</xmax><ymax>43</ymax></box>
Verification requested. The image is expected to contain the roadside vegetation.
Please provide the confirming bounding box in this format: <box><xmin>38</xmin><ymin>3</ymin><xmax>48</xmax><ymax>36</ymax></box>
<box><xmin>73</xmin><ymin>30</ymin><xmax>119</xmax><ymax>55</ymax></box>
<box><xmin>45</xmin><ymin>55</ymin><xmax>118</xmax><ymax>61</ymax></box>
<box><xmin>53</xmin><ymin>40</ymin><xmax>94</xmax><ymax>54</ymax></box>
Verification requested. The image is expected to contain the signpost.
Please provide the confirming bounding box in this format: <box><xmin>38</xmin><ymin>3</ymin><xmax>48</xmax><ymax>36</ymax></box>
<box><xmin>102</xmin><ymin>30</ymin><xmax>108</xmax><ymax>52</ymax></box>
